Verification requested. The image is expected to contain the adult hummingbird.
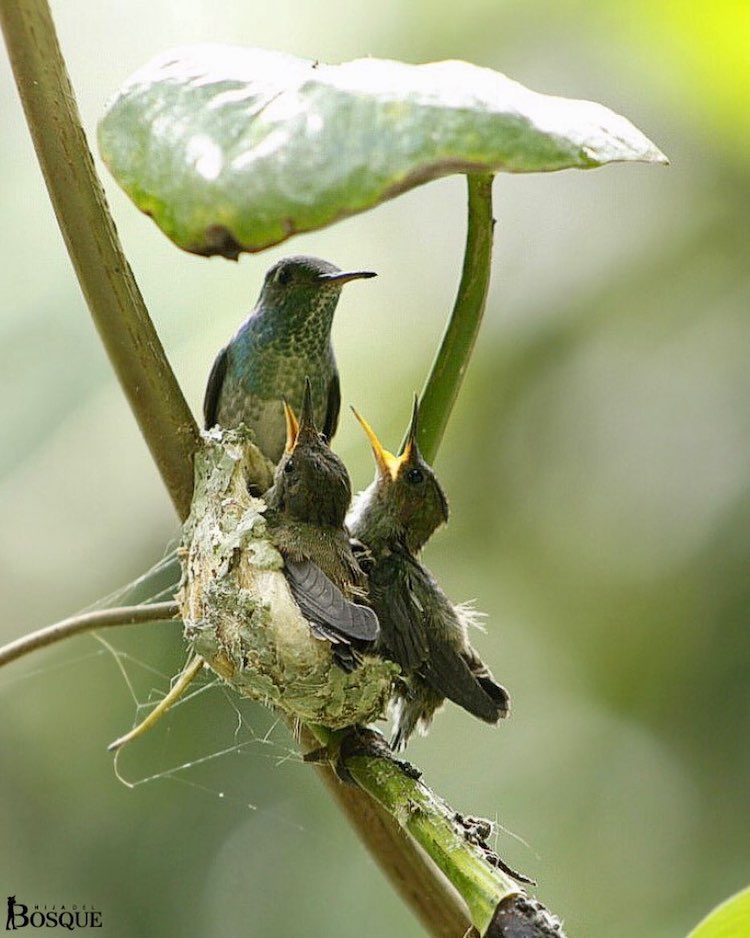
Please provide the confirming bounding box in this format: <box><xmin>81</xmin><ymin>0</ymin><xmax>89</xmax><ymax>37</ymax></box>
<box><xmin>204</xmin><ymin>255</ymin><xmax>376</xmax><ymax>463</ymax></box>
<box><xmin>349</xmin><ymin>399</ymin><xmax>510</xmax><ymax>749</ymax></box>
<box><xmin>264</xmin><ymin>379</ymin><xmax>379</xmax><ymax>672</ymax></box>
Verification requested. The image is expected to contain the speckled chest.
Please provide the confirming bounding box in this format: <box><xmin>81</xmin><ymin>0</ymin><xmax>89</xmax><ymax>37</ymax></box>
<box><xmin>216</xmin><ymin>293</ymin><xmax>338</xmax><ymax>460</ymax></box>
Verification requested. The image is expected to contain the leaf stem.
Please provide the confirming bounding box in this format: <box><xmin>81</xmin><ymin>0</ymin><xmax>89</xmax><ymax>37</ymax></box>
<box><xmin>412</xmin><ymin>173</ymin><xmax>495</xmax><ymax>464</ymax></box>
<box><xmin>0</xmin><ymin>602</ymin><xmax>179</xmax><ymax>669</ymax></box>
<box><xmin>0</xmin><ymin>0</ymin><xmax>200</xmax><ymax>519</ymax></box>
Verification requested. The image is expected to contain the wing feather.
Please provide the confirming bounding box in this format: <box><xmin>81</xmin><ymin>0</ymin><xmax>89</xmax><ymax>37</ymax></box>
<box><xmin>284</xmin><ymin>557</ymin><xmax>379</xmax><ymax>643</ymax></box>
<box><xmin>203</xmin><ymin>346</ymin><xmax>229</xmax><ymax>429</ymax></box>
<box><xmin>372</xmin><ymin>552</ymin><xmax>509</xmax><ymax>723</ymax></box>
<box><xmin>322</xmin><ymin>373</ymin><xmax>341</xmax><ymax>443</ymax></box>
<box><xmin>368</xmin><ymin>552</ymin><xmax>429</xmax><ymax>672</ymax></box>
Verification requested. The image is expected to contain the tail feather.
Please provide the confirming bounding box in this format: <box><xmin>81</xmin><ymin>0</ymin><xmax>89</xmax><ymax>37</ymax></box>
<box><xmin>424</xmin><ymin>638</ymin><xmax>510</xmax><ymax>724</ymax></box>
<box><xmin>463</xmin><ymin>646</ymin><xmax>511</xmax><ymax>716</ymax></box>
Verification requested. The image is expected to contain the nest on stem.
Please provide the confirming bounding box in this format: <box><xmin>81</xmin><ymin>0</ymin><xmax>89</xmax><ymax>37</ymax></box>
<box><xmin>178</xmin><ymin>428</ymin><xmax>397</xmax><ymax>729</ymax></box>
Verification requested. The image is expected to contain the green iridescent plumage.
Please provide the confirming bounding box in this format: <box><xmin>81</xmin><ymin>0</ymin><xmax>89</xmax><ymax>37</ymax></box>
<box><xmin>349</xmin><ymin>400</ymin><xmax>510</xmax><ymax>749</ymax></box>
<box><xmin>204</xmin><ymin>255</ymin><xmax>375</xmax><ymax>463</ymax></box>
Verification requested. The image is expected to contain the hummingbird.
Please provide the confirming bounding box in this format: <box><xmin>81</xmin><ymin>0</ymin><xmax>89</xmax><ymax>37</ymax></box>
<box><xmin>264</xmin><ymin>379</ymin><xmax>379</xmax><ymax>672</ymax></box>
<box><xmin>349</xmin><ymin>399</ymin><xmax>510</xmax><ymax>749</ymax></box>
<box><xmin>204</xmin><ymin>255</ymin><xmax>376</xmax><ymax>463</ymax></box>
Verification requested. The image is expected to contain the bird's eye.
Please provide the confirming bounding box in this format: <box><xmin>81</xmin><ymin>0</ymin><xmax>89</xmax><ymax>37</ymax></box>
<box><xmin>406</xmin><ymin>467</ymin><xmax>423</xmax><ymax>484</ymax></box>
<box><xmin>283</xmin><ymin>458</ymin><xmax>295</xmax><ymax>474</ymax></box>
<box><xmin>275</xmin><ymin>266</ymin><xmax>293</xmax><ymax>286</ymax></box>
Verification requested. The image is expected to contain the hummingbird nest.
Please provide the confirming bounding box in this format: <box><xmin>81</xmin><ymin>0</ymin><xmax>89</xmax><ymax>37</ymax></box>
<box><xmin>178</xmin><ymin>428</ymin><xmax>397</xmax><ymax>729</ymax></box>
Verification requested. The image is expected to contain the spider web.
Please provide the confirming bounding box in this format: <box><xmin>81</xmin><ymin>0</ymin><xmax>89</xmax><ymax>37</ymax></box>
<box><xmin>3</xmin><ymin>541</ymin><xmax>306</xmax><ymax>820</ymax></box>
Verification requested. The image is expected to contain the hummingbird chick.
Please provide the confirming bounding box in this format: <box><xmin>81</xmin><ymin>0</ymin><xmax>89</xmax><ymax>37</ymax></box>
<box><xmin>264</xmin><ymin>379</ymin><xmax>379</xmax><ymax>672</ymax></box>
<box><xmin>349</xmin><ymin>399</ymin><xmax>510</xmax><ymax>749</ymax></box>
<box><xmin>204</xmin><ymin>255</ymin><xmax>376</xmax><ymax>463</ymax></box>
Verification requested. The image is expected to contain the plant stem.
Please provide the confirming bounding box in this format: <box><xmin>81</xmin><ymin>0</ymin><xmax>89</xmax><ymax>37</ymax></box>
<box><xmin>300</xmin><ymin>725</ymin><xmax>472</xmax><ymax>937</ymax></box>
<box><xmin>345</xmin><ymin>751</ymin><xmax>517</xmax><ymax>935</ymax></box>
<box><xmin>411</xmin><ymin>173</ymin><xmax>495</xmax><ymax>464</ymax></box>
<box><xmin>304</xmin><ymin>726</ymin><xmax>554</xmax><ymax>938</ymax></box>
<box><xmin>0</xmin><ymin>0</ymin><xmax>200</xmax><ymax>519</ymax></box>
<box><xmin>322</xmin><ymin>774</ymin><xmax>472</xmax><ymax>936</ymax></box>
<box><xmin>0</xmin><ymin>602</ymin><xmax>179</xmax><ymax>669</ymax></box>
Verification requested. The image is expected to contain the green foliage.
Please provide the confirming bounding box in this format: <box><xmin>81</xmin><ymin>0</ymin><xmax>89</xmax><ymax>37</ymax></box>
<box><xmin>97</xmin><ymin>44</ymin><xmax>666</xmax><ymax>257</ymax></box>
<box><xmin>686</xmin><ymin>888</ymin><xmax>750</xmax><ymax>938</ymax></box>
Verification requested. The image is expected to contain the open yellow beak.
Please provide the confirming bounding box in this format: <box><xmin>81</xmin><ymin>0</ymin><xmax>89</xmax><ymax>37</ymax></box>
<box><xmin>351</xmin><ymin>407</ymin><xmax>411</xmax><ymax>481</ymax></box>
<box><xmin>282</xmin><ymin>400</ymin><xmax>299</xmax><ymax>454</ymax></box>
<box><xmin>283</xmin><ymin>378</ymin><xmax>319</xmax><ymax>454</ymax></box>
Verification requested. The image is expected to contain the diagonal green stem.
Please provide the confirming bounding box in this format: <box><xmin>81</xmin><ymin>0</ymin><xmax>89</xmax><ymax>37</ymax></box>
<box><xmin>305</xmin><ymin>726</ymin><xmax>559</xmax><ymax>938</ymax></box>
<box><xmin>345</xmin><ymin>752</ymin><xmax>517</xmax><ymax>934</ymax></box>
<box><xmin>301</xmin><ymin>724</ymin><xmax>473</xmax><ymax>936</ymax></box>
<box><xmin>409</xmin><ymin>173</ymin><xmax>495</xmax><ymax>464</ymax></box>
<box><xmin>0</xmin><ymin>0</ymin><xmax>200</xmax><ymax>519</ymax></box>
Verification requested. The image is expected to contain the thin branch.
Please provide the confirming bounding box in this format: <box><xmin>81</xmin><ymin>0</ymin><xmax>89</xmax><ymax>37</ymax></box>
<box><xmin>412</xmin><ymin>173</ymin><xmax>495</xmax><ymax>464</ymax></box>
<box><xmin>0</xmin><ymin>602</ymin><xmax>179</xmax><ymax>668</ymax></box>
<box><xmin>0</xmin><ymin>0</ymin><xmax>200</xmax><ymax>519</ymax></box>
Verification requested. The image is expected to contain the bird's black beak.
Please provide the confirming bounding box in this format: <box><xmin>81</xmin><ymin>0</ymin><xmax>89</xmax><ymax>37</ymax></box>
<box><xmin>319</xmin><ymin>269</ymin><xmax>377</xmax><ymax>285</ymax></box>
<box><xmin>401</xmin><ymin>398</ymin><xmax>448</xmax><ymax>524</ymax></box>
<box><xmin>399</xmin><ymin>394</ymin><xmax>420</xmax><ymax>464</ymax></box>
<box><xmin>295</xmin><ymin>377</ymin><xmax>320</xmax><ymax>447</ymax></box>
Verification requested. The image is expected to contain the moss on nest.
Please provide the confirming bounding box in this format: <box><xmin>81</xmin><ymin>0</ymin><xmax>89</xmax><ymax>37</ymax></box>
<box><xmin>178</xmin><ymin>428</ymin><xmax>397</xmax><ymax>729</ymax></box>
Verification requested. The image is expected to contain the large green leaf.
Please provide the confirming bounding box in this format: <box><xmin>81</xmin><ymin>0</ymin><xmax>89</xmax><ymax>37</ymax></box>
<box><xmin>98</xmin><ymin>45</ymin><xmax>667</xmax><ymax>258</ymax></box>
<box><xmin>686</xmin><ymin>887</ymin><xmax>750</xmax><ymax>938</ymax></box>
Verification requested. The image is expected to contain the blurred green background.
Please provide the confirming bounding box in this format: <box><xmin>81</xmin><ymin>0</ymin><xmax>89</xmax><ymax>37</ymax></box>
<box><xmin>1</xmin><ymin>2</ymin><xmax>748</xmax><ymax>936</ymax></box>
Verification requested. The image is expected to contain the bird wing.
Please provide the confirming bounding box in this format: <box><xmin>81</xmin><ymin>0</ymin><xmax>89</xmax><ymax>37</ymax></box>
<box><xmin>368</xmin><ymin>552</ymin><xmax>430</xmax><ymax>672</ymax></box>
<box><xmin>322</xmin><ymin>373</ymin><xmax>341</xmax><ymax>443</ymax></box>
<box><xmin>418</xmin><ymin>579</ymin><xmax>509</xmax><ymax>723</ymax></box>
<box><xmin>422</xmin><ymin>627</ymin><xmax>509</xmax><ymax>724</ymax></box>
<box><xmin>375</xmin><ymin>554</ymin><xmax>508</xmax><ymax>723</ymax></box>
<box><xmin>203</xmin><ymin>345</ymin><xmax>229</xmax><ymax>429</ymax></box>
<box><xmin>284</xmin><ymin>557</ymin><xmax>379</xmax><ymax>643</ymax></box>
<box><xmin>460</xmin><ymin>643</ymin><xmax>510</xmax><ymax>712</ymax></box>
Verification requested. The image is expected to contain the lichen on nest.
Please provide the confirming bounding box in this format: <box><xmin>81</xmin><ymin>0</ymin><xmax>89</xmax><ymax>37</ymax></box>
<box><xmin>178</xmin><ymin>428</ymin><xmax>397</xmax><ymax>729</ymax></box>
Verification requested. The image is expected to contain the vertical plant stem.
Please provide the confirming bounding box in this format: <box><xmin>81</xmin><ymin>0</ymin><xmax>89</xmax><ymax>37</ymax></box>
<box><xmin>412</xmin><ymin>173</ymin><xmax>495</xmax><ymax>464</ymax></box>
<box><xmin>0</xmin><ymin>0</ymin><xmax>200</xmax><ymax>519</ymax></box>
